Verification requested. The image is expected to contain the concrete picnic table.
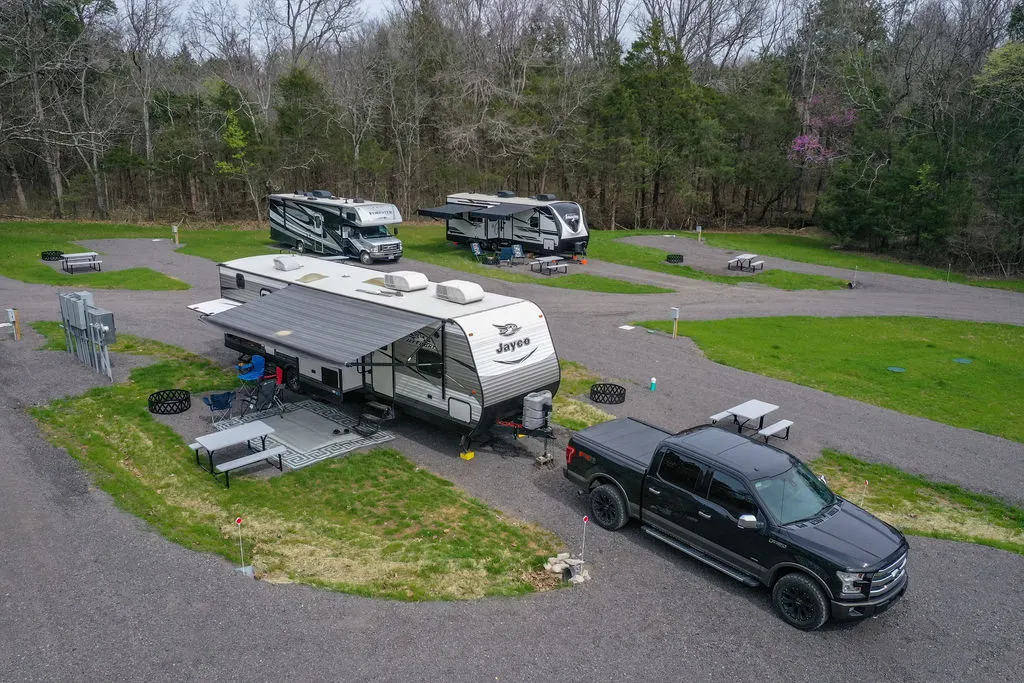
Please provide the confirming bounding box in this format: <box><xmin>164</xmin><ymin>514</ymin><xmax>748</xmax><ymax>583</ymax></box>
<box><xmin>724</xmin><ymin>399</ymin><xmax>779</xmax><ymax>431</ymax></box>
<box><xmin>193</xmin><ymin>420</ymin><xmax>275</xmax><ymax>473</ymax></box>
<box><xmin>727</xmin><ymin>253</ymin><xmax>757</xmax><ymax>271</ymax></box>
<box><xmin>61</xmin><ymin>251</ymin><xmax>102</xmax><ymax>273</ymax></box>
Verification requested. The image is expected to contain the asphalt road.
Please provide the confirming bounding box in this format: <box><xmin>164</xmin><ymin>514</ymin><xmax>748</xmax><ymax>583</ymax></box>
<box><xmin>1</xmin><ymin>237</ymin><xmax>1022</xmax><ymax>681</ymax></box>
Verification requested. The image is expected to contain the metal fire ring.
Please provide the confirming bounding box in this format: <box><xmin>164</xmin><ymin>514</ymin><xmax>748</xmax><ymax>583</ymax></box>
<box><xmin>41</xmin><ymin>250</ymin><xmax>64</xmax><ymax>261</ymax></box>
<box><xmin>665</xmin><ymin>254</ymin><xmax>684</xmax><ymax>264</ymax></box>
<box><xmin>148</xmin><ymin>389</ymin><xmax>192</xmax><ymax>415</ymax></box>
<box><xmin>589</xmin><ymin>383</ymin><xmax>626</xmax><ymax>405</ymax></box>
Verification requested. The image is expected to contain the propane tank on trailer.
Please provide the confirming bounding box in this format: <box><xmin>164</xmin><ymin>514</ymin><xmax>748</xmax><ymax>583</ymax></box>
<box><xmin>522</xmin><ymin>390</ymin><xmax>552</xmax><ymax>430</ymax></box>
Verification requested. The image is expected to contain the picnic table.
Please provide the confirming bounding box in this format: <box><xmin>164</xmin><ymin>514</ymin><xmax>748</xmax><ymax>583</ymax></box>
<box><xmin>193</xmin><ymin>420</ymin><xmax>275</xmax><ymax>473</ymax></box>
<box><xmin>727</xmin><ymin>253</ymin><xmax>757</xmax><ymax>271</ymax></box>
<box><xmin>530</xmin><ymin>255</ymin><xmax>568</xmax><ymax>275</ymax></box>
<box><xmin>724</xmin><ymin>399</ymin><xmax>779</xmax><ymax>432</ymax></box>
<box><xmin>61</xmin><ymin>251</ymin><xmax>102</xmax><ymax>273</ymax></box>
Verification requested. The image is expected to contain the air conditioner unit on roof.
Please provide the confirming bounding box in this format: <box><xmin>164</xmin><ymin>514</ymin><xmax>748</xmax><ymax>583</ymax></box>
<box><xmin>385</xmin><ymin>271</ymin><xmax>429</xmax><ymax>292</ymax></box>
<box><xmin>435</xmin><ymin>280</ymin><xmax>484</xmax><ymax>304</ymax></box>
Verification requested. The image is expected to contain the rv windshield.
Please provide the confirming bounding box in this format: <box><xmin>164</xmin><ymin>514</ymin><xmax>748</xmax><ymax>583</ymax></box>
<box><xmin>551</xmin><ymin>202</ymin><xmax>584</xmax><ymax>232</ymax></box>
<box><xmin>351</xmin><ymin>225</ymin><xmax>393</xmax><ymax>239</ymax></box>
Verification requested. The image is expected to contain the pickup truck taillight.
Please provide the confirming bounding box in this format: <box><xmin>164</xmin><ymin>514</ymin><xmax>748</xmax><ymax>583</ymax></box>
<box><xmin>566</xmin><ymin>444</ymin><xmax>576</xmax><ymax>465</ymax></box>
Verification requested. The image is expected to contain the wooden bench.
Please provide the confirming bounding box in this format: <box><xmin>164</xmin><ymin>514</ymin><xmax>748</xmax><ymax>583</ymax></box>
<box><xmin>758</xmin><ymin>419</ymin><xmax>793</xmax><ymax>441</ymax></box>
<box><xmin>213</xmin><ymin>445</ymin><xmax>286</xmax><ymax>487</ymax></box>
<box><xmin>749</xmin><ymin>260</ymin><xmax>765</xmax><ymax>271</ymax></box>
<box><xmin>709</xmin><ymin>411</ymin><xmax>733</xmax><ymax>425</ymax></box>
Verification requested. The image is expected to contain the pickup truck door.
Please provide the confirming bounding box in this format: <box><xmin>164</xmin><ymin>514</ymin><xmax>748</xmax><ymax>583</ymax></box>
<box><xmin>694</xmin><ymin>470</ymin><xmax>784</xmax><ymax>581</ymax></box>
<box><xmin>642</xmin><ymin>447</ymin><xmax>708</xmax><ymax>544</ymax></box>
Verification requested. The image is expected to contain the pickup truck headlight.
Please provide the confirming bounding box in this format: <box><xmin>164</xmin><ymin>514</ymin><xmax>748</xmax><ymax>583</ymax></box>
<box><xmin>836</xmin><ymin>570</ymin><xmax>869</xmax><ymax>597</ymax></box>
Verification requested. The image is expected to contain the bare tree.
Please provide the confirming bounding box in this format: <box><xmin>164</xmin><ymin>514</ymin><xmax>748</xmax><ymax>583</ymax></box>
<box><xmin>256</xmin><ymin>0</ymin><xmax>358</xmax><ymax>66</ymax></box>
<box><xmin>322</xmin><ymin>35</ymin><xmax>382</xmax><ymax>195</ymax></box>
<box><xmin>556</xmin><ymin>0</ymin><xmax>632</xmax><ymax>60</ymax></box>
<box><xmin>123</xmin><ymin>0</ymin><xmax>176</xmax><ymax>219</ymax></box>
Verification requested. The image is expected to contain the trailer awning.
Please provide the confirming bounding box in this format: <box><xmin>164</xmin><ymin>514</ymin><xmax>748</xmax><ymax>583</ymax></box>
<box><xmin>204</xmin><ymin>285</ymin><xmax>437</xmax><ymax>364</ymax></box>
<box><xmin>467</xmin><ymin>203</ymin><xmax>534</xmax><ymax>218</ymax></box>
<box><xmin>418</xmin><ymin>204</ymin><xmax>473</xmax><ymax>219</ymax></box>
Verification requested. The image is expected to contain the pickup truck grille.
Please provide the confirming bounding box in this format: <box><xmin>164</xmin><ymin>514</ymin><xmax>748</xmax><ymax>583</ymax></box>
<box><xmin>870</xmin><ymin>552</ymin><xmax>907</xmax><ymax>597</ymax></box>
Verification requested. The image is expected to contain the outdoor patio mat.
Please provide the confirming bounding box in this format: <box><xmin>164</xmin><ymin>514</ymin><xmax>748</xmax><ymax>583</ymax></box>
<box><xmin>215</xmin><ymin>399</ymin><xmax>395</xmax><ymax>470</ymax></box>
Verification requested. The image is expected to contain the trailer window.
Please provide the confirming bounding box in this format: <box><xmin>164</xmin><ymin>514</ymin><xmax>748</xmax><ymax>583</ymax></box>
<box><xmin>235</xmin><ymin>273</ymin><xmax>245</xmax><ymax>289</ymax></box>
<box><xmin>551</xmin><ymin>202</ymin><xmax>583</xmax><ymax>232</ymax></box>
<box><xmin>415</xmin><ymin>348</ymin><xmax>443</xmax><ymax>380</ymax></box>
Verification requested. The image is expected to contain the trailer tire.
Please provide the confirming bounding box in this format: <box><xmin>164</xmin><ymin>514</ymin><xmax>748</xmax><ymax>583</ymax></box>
<box><xmin>359</xmin><ymin>251</ymin><xmax>373</xmax><ymax>265</ymax></box>
<box><xmin>589</xmin><ymin>484</ymin><xmax>629</xmax><ymax>530</ymax></box>
<box><xmin>295</xmin><ymin>241</ymin><xmax>306</xmax><ymax>253</ymax></box>
<box><xmin>284</xmin><ymin>365</ymin><xmax>301</xmax><ymax>392</ymax></box>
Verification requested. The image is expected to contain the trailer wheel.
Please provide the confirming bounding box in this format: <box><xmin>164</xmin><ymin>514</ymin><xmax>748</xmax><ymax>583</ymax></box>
<box><xmin>295</xmin><ymin>241</ymin><xmax>306</xmax><ymax>253</ymax></box>
<box><xmin>284</xmin><ymin>365</ymin><xmax>301</xmax><ymax>392</ymax></box>
<box><xmin>359</xmin><ymin>251</ymin><xmax>373</xmax><ymax>265</ymax></box>
<box><xmin>589</xmin><ymin>484</ymin><xmax>629</xmax><ymax>530</ymax></box>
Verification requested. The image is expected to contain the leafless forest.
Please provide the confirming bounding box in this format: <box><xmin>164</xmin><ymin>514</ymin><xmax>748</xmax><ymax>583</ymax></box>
<box><xmin>2</xmin><ymin>0</ymin><xmax>1022</xmax><ymax>273</ymax></box>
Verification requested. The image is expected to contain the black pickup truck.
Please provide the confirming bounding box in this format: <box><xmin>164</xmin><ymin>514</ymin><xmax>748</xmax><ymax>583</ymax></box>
<box><xmin>564</xmin><ymin>418</ymin><xmax>908</xmax><ymax>630</ymax></box>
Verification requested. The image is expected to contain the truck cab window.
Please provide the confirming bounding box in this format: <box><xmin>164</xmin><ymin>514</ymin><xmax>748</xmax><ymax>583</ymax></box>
<box><xmin>657</xmin><ymin>450</ymin><xmax>704</xmax><ymax>492</ymax></box>
<box><xmin>708</xmin><ymin>471</ymin><xmax>757</xmax><ymax>519</ymax></box>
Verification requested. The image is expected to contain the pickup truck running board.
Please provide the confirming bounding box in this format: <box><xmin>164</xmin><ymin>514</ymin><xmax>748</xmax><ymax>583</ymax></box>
<box><xmin>642</xmin><ymin>526</ymin><xmax>760</xmax><ymax>587</ymax></box>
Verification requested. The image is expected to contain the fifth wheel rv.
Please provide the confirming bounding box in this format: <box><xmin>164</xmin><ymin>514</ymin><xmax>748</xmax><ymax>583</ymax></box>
<box><xmin>418</xmin><ymin>191</ymin><xmax>589</xmax><ymax>255</ymax></box>
<box><xmin>192</xmin><ymin>255</ymin><xmax>561</xmax><ymax>440</ymax></box>
<box><xmin>269</xmin><ymin>191</ymin><xmax>403</xmax><ymax>264</ymax></box>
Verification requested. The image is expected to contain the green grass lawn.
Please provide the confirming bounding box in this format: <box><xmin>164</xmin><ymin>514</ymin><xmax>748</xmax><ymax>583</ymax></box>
<box><xmin>0</xmin><ymin>221</ymin><xmax>192</xmax><ymax>290</ymax></box>
<box><xmin>585</xmin><ymin>231</ymin><xmax>848</xmax><ymax>290</ymax></box>
<box><xmin>29</xmin><ymin>322</ymin><xmax>562</xmax><ymax>599</ymax></box>
<box><xmin>814</xmin><ymin>450</ymin><xmax>1023</xmax><ymax>555</ymax></box>
<box><xmin>591</xmin><ymin>229</ymin><xmax>1024</xmax><ymax>291</ymax></box>
<box><xmin>399</xmin><ymin>225</ymin><xmax>672</xmax><ymax>294</ymax></box>
<box><xmin>636</xmin><ymin>316</ymin><xmax>1024</xmax><ymax>442</ymax></box>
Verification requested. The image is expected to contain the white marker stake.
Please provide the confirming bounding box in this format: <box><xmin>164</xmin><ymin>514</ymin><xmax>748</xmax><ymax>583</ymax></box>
<box><xmin>581</xmin><ymin>515</ymin><xmax>589</xmax><ymax>563</ymax></box>
<box><xmin>236</xmin><ymin>517</ymin><xmax>244</xmax><ymax>569</ymax></box>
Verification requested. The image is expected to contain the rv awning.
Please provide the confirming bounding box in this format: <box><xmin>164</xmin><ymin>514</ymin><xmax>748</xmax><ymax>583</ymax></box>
<box><xmin>204</xmin><ymin>285</ymin><xmax>437</xmax><ymax>364</ymax></box>
<box><xmin>467</xmin><ymin>203</ymin><xmax>534</xmax><ymax>218</ymax></box>
<box><xmin>418</xmin><ymin>204</ymin><xmax>472</xmax><ymax>219</ymax></box>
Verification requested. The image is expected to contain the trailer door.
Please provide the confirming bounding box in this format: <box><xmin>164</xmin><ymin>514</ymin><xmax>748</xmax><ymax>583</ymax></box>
<box><xmin>371</xmin><ymin>344</ymin><xmax>395</xmax><ymax>398</ymax></box>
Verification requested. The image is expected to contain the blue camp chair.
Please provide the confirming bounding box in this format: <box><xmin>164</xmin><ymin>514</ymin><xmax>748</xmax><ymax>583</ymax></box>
<box><xmin>511</xmin><ymin>244</ymin><xmax>526</xmax><ymax>265</ymax></box>
<box><xmin>470</xmin><ymin>242</ymin><xmax>484</xmax><ymax>262</ymax></box>
<box><xmin>497</xmin><ymin>247</ymin><xmax>514</xmax><ymax>267</ymax></box>
<box><xmin>201</xmin><ymin>391</ymin><xmax>235</xmax><ymax>424</ymax></box>
<box><xmin>237</xmin><ymin>354</ymin><xmax>266</xmax><ymax>382</ymax></box>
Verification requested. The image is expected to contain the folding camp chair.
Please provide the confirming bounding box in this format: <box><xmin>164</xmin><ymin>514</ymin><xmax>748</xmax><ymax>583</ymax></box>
<box><xmin>511</xmin><ymin>244</ymin><xmax>526</xmax><ymax>265</ymax></box>
<box><xmin>470</xmin><ymin>242</ymin><xmax>484</xmax><ymax>262</ymax></box>
<box><xmin>497</xmin><ymin>247</ymin><xmax>514</xmax><ymax>267</ymax></box>
<box><xmin>237</xmin><ymin>354</ymin><xmax>266</xmax><ymax>383</ymax></box>
<box><xmin>201</xmin><ymin>391</ymin><xmax>235</xmax><ymax>424</ymax></box>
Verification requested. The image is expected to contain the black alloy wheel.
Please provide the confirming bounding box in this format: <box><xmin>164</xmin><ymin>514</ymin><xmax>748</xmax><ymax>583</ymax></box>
<box><xmin>589</xmin><ymin>484</ymin><xmax>628</xmax><ymax>530</ymax></box>
<box><xmin>772</xmin><ymin>573</ymin><xmax>829</xmax><ymax>631</ymax></box>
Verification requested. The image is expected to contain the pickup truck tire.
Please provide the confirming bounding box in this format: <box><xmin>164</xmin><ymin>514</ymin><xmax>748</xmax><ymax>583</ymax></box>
<box><xmin>771</xmin><ymin>572</ymin><xmax>829</xmax><ymax>631</ymax></box>
<box><xmin>590</xmin><ymin>484</ymin><xmax>629</xmax><ymax>530</ymax></box>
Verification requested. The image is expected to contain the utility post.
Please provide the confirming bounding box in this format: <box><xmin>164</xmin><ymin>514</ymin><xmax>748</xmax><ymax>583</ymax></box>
<box><xmin>670</xmin><ymin>307</ymin><xmax>680</xmax><ymax>339</ymax></box>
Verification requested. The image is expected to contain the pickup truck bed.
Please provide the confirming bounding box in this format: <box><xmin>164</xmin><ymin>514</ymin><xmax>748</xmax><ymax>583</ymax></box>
<box><xmin>569</xmin><ymin>418</ymin><xmax>670</xmax><ymax>471</ymax></box>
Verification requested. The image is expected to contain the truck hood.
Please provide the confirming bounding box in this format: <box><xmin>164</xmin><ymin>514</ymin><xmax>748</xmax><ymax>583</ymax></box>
<box><xmin>783</xmin><ymin>499</ymin><xmax>905</xmax><ymax>571</ymax></box>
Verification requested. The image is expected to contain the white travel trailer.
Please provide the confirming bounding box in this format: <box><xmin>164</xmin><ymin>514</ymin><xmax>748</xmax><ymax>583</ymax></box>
<box><xmin>269</xmin><ymin>191</ymin><xmax>404</xmax><ymax>264</ymax></box>
<box><xmin>192</xmin><ymin>255</ymin><xmax>561</xmax><ymax>439</ymax></box>
<box><xmin>418</xmin><ymin>191</ymin><xmax>589</xmax><ymax>255</ymax></box>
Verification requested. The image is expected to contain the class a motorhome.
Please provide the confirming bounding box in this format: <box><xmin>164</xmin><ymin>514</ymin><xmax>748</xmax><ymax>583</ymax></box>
<box><xmin>418</xmin><ymin>191</ymin><xmax>589</xmax><ymax>255</ymax></box>
<box><xmin>191</xmin><ymin>255</ymin><xmax>560</xmax><ymax>437</ymax></box>
<box><xmin>269</xmin><ymin>191</ymin><xmax>404</xmax><ymax>264</ymax></box>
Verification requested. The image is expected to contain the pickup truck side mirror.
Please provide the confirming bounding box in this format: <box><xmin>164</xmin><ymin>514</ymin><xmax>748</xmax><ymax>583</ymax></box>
<box><xmin>737</xmin><ymin>514</ymin><xmax>760</xmax><ymax>530</ymax></box>
<box><xmin>818</xmin><ymin>474</ymin><xmax>827</xmax><ymax>484</ymax></box>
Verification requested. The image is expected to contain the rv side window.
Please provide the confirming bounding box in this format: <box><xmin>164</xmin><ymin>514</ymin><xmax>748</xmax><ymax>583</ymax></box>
<box><xmin>529</xmin><ymin>216</ymin><xmax>539</xmax><ymax>228</ymax></box>
<box><xmin>235</xmin><ymin>273</ymin><xmax>245</xmax><ymax>289</ymax></box>
<box><xmin>416</xmin><ymin>348</ymin><xmax>443</xmax><ymax>380</ymax></box>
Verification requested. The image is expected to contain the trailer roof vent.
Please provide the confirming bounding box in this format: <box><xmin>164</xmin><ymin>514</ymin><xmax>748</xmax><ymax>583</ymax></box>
<box><xmin>534</xmin><ymin>193</ymin><xmax>557</xmax><ymax>201</ymax></box>
<box><xmin>353</xmin><ymin>197</ymin><xmax>365</xmax><ymax>203</ymax></box>
<box><xmin>496</xmin><ymin>190</ymin><xmax>516</xmax><ymax>198</ymax></box>
<box><xmin>310</xmin><ymin>189</ymin><xmax>333</xmax><ymax>198</ymax></box>
<box><xmin>435</xmin><ymin>280</ymin><xmax>484</xmax><ymax>304</ymax></box>
<box><xmin>274</xmin><ymin>255</ymin><xmax>302</xmax><ymax>271</ymax></box>
<box><xmin>384</xmin><ymin>271</ymin><xmax>429</xmax><ymax>292</ymax></box>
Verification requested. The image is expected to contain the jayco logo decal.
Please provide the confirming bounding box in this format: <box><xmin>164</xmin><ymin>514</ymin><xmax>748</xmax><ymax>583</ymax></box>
<box><xmin>495</xmin><ymin>337</ymin><xmax>530</xmax><ymax>354</ymax></box>
<box><xmin>493</xmin><ymin>323</ymin><xmax>522</xmax><ymax>337</ymax></box>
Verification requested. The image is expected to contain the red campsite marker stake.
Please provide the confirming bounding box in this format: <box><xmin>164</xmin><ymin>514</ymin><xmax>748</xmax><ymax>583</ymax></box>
<box><xmin>581</xmin><ymin>515</ymin><xmax>589</xmax><ymax>563</ymax></box>
<box><xmin>236</xmin><ymin>517</ymin><xmax>245</xmax><ymax>569</ymax></box>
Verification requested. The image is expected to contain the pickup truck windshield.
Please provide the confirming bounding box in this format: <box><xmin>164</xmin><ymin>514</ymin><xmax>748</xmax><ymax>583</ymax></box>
<box><xmin>352</xmin><ymin>225</ymin><xmax>392</xmax><ymax>239</ymax></box>
<box><xmin>753</xmin><ymin>459</ymin><xmax>836</xmax><ymax>525</ymax></box>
